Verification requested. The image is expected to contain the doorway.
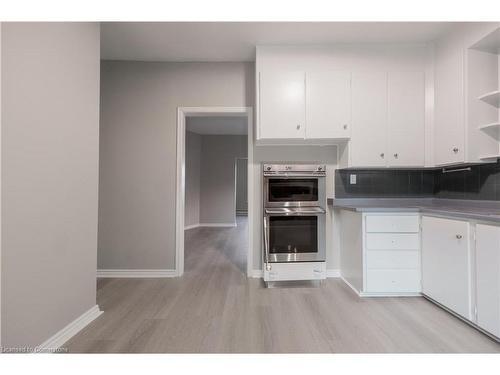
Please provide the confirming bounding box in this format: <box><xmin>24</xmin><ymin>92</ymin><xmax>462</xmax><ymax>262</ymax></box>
<box><xmin>176</xmin><ymin>107</ymin><xmax>253</xmax><ymax>277</ymax></box>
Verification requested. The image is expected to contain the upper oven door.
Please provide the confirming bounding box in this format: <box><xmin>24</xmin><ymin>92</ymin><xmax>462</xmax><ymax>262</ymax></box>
<box><xmin>264</xmin><ymin>176</ymin><xmax>323</xmax><ymax>207</ymax></box>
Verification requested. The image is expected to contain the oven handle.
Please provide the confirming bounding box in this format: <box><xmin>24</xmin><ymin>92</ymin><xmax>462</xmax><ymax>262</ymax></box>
<box><xmin>264</xmin><ymin>208</ymin><xmax>326</xmax><ymax>216</ymax></box>
<box><xmin>263</xmin><ymin>215</ymin><xmax>271</xmax><ymax>271</ymax></box>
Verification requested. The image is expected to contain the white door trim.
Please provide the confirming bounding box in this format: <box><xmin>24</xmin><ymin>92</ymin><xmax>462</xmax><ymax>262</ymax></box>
<box><xmin>234</xmin><ymin>157</ymin><xmax>249</xmax><ymax>217</ymax></box>
<box><xmin>176</xmin><ymin>106</ymin><xmax>254</xmax><ymax>277</ymax></box>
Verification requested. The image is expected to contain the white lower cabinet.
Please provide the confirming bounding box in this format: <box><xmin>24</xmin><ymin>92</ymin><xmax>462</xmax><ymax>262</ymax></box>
<box><xmin>421</xmin><ymin>216</ymin><xmax>471</xmax><ymax>319</ymax></box>
<box><xmin>339</xmin><ymin>209</ymin><xmax>500</xmax><ymax>340</ymax></box>
<box><xmin>366</xmin><ymin>269</ymin><xmax>421</xmax><ymax>294</ymax></box>
<box><xmin>363</xmin><ymin>214</ymin><xmax>421</xmax><ymax>295</ymax></box>
<box><xmin>475</xmin><ymin>224</ymin><xmax>500</xmax><ymax>338</ymax></box>
<box><xmin>338</xmin><ymin>210</ymin><xmax>421</xmax><ymax>296</ymax></box>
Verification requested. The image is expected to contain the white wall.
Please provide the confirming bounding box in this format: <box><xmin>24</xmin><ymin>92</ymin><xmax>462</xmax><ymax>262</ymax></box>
<box><xmin>199</xmin><ymin>135</ymin><xmax>247</xmax><ymax>225</ymax></box>
<box><xmin>185</xmin><ymin>131</ymin><xmax>201</xmax><ymax>227</ymax></box>
<box><xmin>1</xmin><ymin>23</ymin><xmax>100</xmax><ymax>347</ymax></box>
<box><xmin>98</xmin><ymin>61</ymin><xmax>254</xmax><ymax>270</ymax></box>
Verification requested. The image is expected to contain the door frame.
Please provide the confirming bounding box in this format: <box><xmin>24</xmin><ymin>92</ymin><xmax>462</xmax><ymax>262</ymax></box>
<box><xmin>234</xmin><ymin>157</ymin><xmax>248</xmax><ymax>218</ymax></box>
<box><xmin>176</xmin><ymin>106</ymin><xmax>254</xmax><ymax>277</ymax></box>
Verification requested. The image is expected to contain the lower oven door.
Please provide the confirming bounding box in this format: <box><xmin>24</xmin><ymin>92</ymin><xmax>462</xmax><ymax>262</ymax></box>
<box><xmin>263</xmin><ymin>207</ymin><xmax>326</xmax><ymax>263</ymax></box>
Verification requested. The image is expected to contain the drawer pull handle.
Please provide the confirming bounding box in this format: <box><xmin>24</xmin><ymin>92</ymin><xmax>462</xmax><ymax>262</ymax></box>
<box><xmin>456</xmin><ymin>234</ymin><xmax>463</xmax><ymax>239</ymax></box>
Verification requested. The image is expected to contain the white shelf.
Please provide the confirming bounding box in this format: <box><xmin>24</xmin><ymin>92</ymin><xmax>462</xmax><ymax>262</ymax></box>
<box><xmin>479</xmin><ymin>154</ymin><xmax>500</xmax><ymax>161</ymax></box>
<box><xmin>478</xmin><ymin>90</ymin><xmax>500</xmax><ymax>108</ymax></box>
<box><xmin>470</xmin><ymin>27</ymin><xmax>500</xmax><ymax>55</ymax></box>
<box><xmin>478</xmin><ymin>122</ymin><xmax>500</xmax><ymax>131</ymax></box>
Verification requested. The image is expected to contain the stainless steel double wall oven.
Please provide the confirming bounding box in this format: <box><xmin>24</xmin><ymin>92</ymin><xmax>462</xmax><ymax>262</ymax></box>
<box><xmin>263</xmin><ymin>164</ymin><xmax>326</xmax><ymax>268</ymax></box>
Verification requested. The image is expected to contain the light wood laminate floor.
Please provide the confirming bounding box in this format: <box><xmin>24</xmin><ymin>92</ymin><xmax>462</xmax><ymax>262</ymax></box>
<box><xmin>65</xmin><ymin>216</ymin><xmax>500</xmax><ymax>353</ymax></box>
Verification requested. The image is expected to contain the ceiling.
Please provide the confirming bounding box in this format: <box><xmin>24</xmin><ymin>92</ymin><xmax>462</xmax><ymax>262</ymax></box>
<box><xmin>100</xmin><ymin>22</ymin><xmax>456</xmax><ymax>62</ymax></box>
<box><xmin>186</xmin><ymin>116</ymin><xmax>248</xmax><ymax>135</ymax></box>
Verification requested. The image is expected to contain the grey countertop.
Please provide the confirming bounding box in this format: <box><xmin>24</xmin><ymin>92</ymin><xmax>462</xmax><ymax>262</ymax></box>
<box><xmin>328</xmin><ymin>198</ymin><xmax>500</xmax><ymax>223</ymax></box>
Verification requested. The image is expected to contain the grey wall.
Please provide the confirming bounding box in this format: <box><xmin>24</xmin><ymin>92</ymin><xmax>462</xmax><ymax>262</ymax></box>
<box><xmin>98</xmin><ymin>61</ymin><xmax>254</xmax><ymax>270</ymax></box>
<box><xmin>185</xmin><ymin>131</ymin><xmax>201</xmax><ymax>227</ymax></box>
<box><xmin>185</xmin><ymin>133</ymin><xmax>247</xmax><ymax>227</ymax></box>
<box><xmin>1</xmin><ymin>23</ymin><xmax>100</xmax><ymax>346</ymax></box>
<box><xmin>200</xmin><ymin>135</ymin><xmax>247</xmax><ymax>224</ymax></box>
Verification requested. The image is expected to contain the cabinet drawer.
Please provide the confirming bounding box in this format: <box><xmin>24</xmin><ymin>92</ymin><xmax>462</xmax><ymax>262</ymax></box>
<box><xmin>366</xmin><ymin>233</ymin><xmax>420</xmax><ymax>250</ymax></box>
<box><xmin>366</xmin><ymin>250</ymin><xmax>420</xmax><ymax>269</ymax></box>
<box><xmin>365</xmin><ymin>215</ymin><xmax>419</xmax><ymax>233</ymax></box>
<box><xmin>366</xmin><ymin>269</ymin><xmax>421</xmax><ymax>293</ymax></box>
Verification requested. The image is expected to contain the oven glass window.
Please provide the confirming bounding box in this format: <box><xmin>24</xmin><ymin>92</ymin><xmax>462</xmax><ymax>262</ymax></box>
<box><xmin>269</xmin><ymin>216</ymin><xmax>318</xmax><ymax>254</ymax></box>
<box><xmin>268</xmin><ymin>178</ymin><xmax>318</xmax><ymax>202</ymax></box>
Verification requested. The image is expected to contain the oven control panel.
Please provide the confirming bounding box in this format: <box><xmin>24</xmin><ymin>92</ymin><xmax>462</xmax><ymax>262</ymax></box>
<box><xmin>263</xmin><ymin>164</ymin><xmax>326</xmax><ymax>176</ymax></box>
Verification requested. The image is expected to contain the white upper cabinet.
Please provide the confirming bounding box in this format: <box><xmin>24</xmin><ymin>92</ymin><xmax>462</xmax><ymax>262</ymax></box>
<box><xmin>421</xmin><ymin>216</ymin><xmax>471</xmax><ymax>320</ymax></box>
<box><xmin>256</xmin><ymin>46</ymin><xmax>428</xmax><ymax>164</ymax></box>
<box><xmin>387</xmin><ymin>72</ymin><xmax>425</xmax><ymax>167</ymax></box>
<box><xmin>350</xmin><ymin>72</ymin><xmax>388</xmax><ymax>167</ymax></box>
<box><xmin>433</xmin><ymin>23</ymin><xmax>500</xmax><ymax>166</ymax></box>
<box><xmin>306</xmin><ymin>70</ymin><xmax>351</xmax><ymax>140</ymax></box>
<box><xmin>258</xmin><ymin>70</ymin><xmax>306</xmax><ymax>139</ymax></box>
<box><xmin>434</xmin><ymin>32</ymin><xmax>466</xmax><ymax>165</ymax></box>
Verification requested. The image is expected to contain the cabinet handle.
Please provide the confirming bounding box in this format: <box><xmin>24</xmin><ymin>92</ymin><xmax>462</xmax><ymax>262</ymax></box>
<box><xmin>456</xmin><ymin>234</ymin><xmax>463</xmax><ymax>239</ymax></box>
<box><xmin>296</xmin><ymin>124</ymin><xmax>301</xmax><ymax>130</ymax></box>
<box><xmin>343</xmin><ymin>124</ymin><xmax>348</xmax><ymax>130</ymax></box>
<box><xmin>380</xmin><ymin>153</ymin><xmax>385</xmax><ymax>158</ymax></box>
<box><xmin>394</xmin><ymin>153</ymin><xmax>399</xmax><ymax>159</ymax></box>
<box><xmin>453</xmin><ymin>147</ymin><xmax>459</xmax><ymax>154</ymax></box>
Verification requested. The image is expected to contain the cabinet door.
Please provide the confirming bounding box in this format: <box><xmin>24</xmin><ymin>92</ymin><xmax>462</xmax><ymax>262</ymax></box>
<box><xmin>475</xmin><ymin>224</ymin><xmax>500</xmax><ymax>338</ymax></box>
<box><xmin>306</xmin><ymin>71</ymin><xmax>351</xmax><ymax>139</ymax></box>
<box><xmin>350</xmin><ymin>72</ymin><xmax>388</xmax><ymax>167</ymax></box>
<box><xmin>434</xmin><ymin>37</ymin><xmax>465</xmax><ymax>165</ymax></box>
<box><xmin>387</xmin><ymin>72</ymin><xmax>425</xmax><ymax>167</ymax></box>
<box><xmin>421</xmin><ymin>216</ymin><xmax>471</xmax><ymax>319</ymax></box>
<box><xmin>259</xmin><ymin>70</ymin><xmax>306</xmax><ymax>139</ymax></box>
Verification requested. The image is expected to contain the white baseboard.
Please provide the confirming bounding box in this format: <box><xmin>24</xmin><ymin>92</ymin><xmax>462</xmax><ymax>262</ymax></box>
<box><xmin>359</xmin><ymin>291</ymin><xmax>422</xmax><ymax>297</ymax></box>
<box><xmin>184</xmin><ymin>223</ymin><xmax>200</xmax><ymax>230</ymax></box>
<box><xmin>250</xmin><ymin>269</ymin><xmax>263</xmax><ymax>278</ymax></box>
<box><xmin>38</xmin><ymin>305</ymin><xmax>103</xmax><ymax>352</ymax></box>
<box><xmin>340</xmin><ymin>275</ymin><xmax>362</xmax><ymax>296</ymax></box>
<box><xmin>97</xmin><ymin>269</ymin><xmax>178</xmax><ymax>278</ymax></box>
<box><xmin>199</xmin><ymin>222</ymin><xmax>237</xmax><ymax>227</ymax></box>
<box><xmin>326</xmin><ymin>269</ymin><xmax>340</xmax><ymax>278</ymax></box>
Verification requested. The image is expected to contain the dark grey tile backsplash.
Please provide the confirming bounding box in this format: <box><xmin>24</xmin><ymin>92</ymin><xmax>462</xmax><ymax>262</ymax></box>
<box><xmin>335</xmin><ymin>160</ymin><xmax>500</xmax><ymax>200</ymax></box>
<box><xmin>436</xmin><ymin>162</ymin><xmax>500</xmax><ymax>200</ymax></box>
